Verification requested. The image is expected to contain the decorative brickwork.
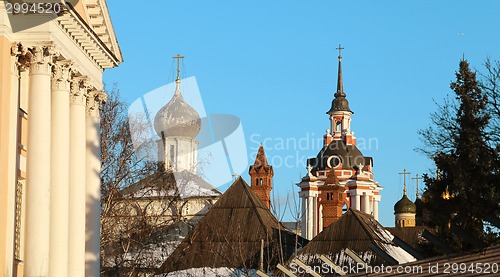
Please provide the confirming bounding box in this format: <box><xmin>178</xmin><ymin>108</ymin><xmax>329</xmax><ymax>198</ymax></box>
<box><xmin>249</xmin><ymin>145</ymin><xmax>273</xmax><ymax>209</ymax></box>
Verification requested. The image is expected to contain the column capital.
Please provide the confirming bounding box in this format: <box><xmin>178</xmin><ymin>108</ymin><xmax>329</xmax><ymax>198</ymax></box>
<box><xmin>52</xmin><ymin>61</ymin><xmax>73</xmax><ymax>91</ymax></box>
<box><xmin>22</xmin><ymin>44</ymin><xmax>60</xmax><ymax>75</ymax></box>
<box><xmin>70</xmin><ymin>77</ymin><xmax>90</xmax><ymax>105</ymax></box>
<box><xmin>11</xmin><ymin>43</ymin><xmax>28</xmax><ymax>72</ymax></box>
<box><xmin>10</xmin><ymin>44</ymin><xmax>22</xmax><ymax>74</ymax></box>
<box><xmin>86</xmin><ymin>90</ymin><xmax>107</xmax><ymax>118</ymax></box>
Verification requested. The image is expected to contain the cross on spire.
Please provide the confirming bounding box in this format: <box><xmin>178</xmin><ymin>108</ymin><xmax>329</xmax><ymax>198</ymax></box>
<box><xmin>412</xmin><ymin>173</ymin><xmax>422</xmax><ymax>199</ymax></box>
<box><xmin>336</xmin><ymin>44</ymin><xmax>344</xmax><ymax>58</ymax></box>
<box><xmin>399</xmin><ymin>169</ymin><xmax>411</xmax><ymax>196</ymax></box>
<box><xmin>335</xmin><ymin>44</ymin><xmax>345</xmax><ymax>97</ymax></box>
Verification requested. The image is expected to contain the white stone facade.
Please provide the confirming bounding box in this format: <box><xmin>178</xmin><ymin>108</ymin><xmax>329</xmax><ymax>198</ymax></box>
<box><xmin>1</xmin><ymin>1</ymin><xmax>122</xmax><ymax>276</ymax></box>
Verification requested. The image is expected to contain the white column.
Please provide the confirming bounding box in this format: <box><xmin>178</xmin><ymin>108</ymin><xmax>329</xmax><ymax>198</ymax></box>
<box><xmin>49</xmin><ymin>61</ymin><xmax>71</xmax><ymax>276</ymax></box>
<box><xmin>69</xmin><ymin>77</ymin><xmax>88</xmax><ymax>277</ymax></box>
<box><xmin>307</xmin><ymin>196</ymin><xmax>313</xmax><ymax>239</ymax></box>
<box><xmin>318</xmin><ymin>204</ymin><xmax>323</xmax><ymax>233</ymax></box>
<box><xmin>85</xmin><ymin>90</ymin><xmax>106</xmax><ymax>277</ymax></box>
<box><xmin>373</xmin><ymin>199</ymin><xmax>379</xmax><ymax>220</ymax></box>
<box><xmin>301</xmin><ymin>196</ymin><xmax>307</xmax><ymax>237</ymax></box>
<box><xmin>24</xmin><ymin>45</ymin><xmax>56</xmax><ymax>277</ymax></box>
<box><xmin>312</xmin><ymin>196</ymin><xmax>318</xmax><ymax>237</ymax></box>
<box><xmin>352</xmin><ymin>193</ymin><xmax>360</xmax><ymax>211</ymax></box>
<box><xmin>363</xmin><ymin>193</ymin><xmax>371</xmax><ymax>214</ymax></box>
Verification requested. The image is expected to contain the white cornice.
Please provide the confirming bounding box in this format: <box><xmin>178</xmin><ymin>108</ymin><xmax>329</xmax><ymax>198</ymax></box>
<box><xmin>56</xmin><ymin>4</ymin><xmax>120</xmax><ymax>69</ymax></box>
<box><xmin>81</xmin><ymin>0</ymin><xmax>122</xmax><ymax>62</ymax></box>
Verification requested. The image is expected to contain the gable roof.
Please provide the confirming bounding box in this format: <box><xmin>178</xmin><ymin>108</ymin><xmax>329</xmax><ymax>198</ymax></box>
<box><xmin>157</xmin><ymin>177</ymin><xmax>308</xmax><ymax>274</ymax></box>
<box><xmin>386</xmin><ymin>226</ymin><xmax>429</xmax><ymax>250</ymax></box>
<box><xmin>287</xmin><ymin>209</ymin><xmax>416</xmax><ymax>270</ymax></box>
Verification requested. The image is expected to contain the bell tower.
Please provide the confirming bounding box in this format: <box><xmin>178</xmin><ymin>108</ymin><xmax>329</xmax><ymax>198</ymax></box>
<box><xmin>249</xmin><ymin>144</ymin><xmax>274</xmax><ymax>209</ymax></box>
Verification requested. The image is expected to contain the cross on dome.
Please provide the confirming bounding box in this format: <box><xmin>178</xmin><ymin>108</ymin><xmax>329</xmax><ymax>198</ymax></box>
<box><xmin>172</xmin><ymin>53</ymin><xmax>184</xmax><ymax>93</ymax></box>
<box><xmin>399</xmin><ymin>169</ymin><xmax>411</xmax><ymax>196</ymax></box>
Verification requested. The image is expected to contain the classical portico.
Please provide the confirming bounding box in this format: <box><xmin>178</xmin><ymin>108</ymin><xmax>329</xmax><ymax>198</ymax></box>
<box><xmin>11</xmin><ymin>44</ymin><xmax>110</xmax><ymax>277</ymax></box>
<box><xmin>1</xmin><ymin>1</ymin><xmax>122</xmax><ymax>276</ymax></box>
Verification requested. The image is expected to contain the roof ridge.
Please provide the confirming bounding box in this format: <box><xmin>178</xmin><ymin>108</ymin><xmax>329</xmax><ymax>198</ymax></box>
<box><xmin>238</xmin><ymin>177</ymin><xmax>275</xmax><ymax>235</ymax></box>
<box><xmin>350</xmin><ymin>209</ymin><xmax>381</xmax><ymax>244</ymax></box>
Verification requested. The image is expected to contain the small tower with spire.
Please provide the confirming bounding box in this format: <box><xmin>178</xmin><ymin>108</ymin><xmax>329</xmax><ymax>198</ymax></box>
<box><xmin>154</xmin><ymin>54</ymin><xmax>201</xmax><ymax>173</ymax></box>
<box><xmin>394</xmin><ymin>169</ymin><xmax>416</xmax><ymax>228</ymax></box>
<box><xmin>249</xmin><ymin>145</ymin><xmax>274</xmax><ymax>209</ymax></box>
<box><xmin>326</xmin><ymin>45</ymin><xmax>355</xmax><ymax>145</ymax></box>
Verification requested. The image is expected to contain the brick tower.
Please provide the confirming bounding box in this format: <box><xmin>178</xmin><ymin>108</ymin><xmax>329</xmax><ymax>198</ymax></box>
<box><xmin>319</xmin><ymin>170</ymin><xmax>346</xmax><ymax>228</ymax></box>
<box><xmin>249</xmin><ymin>144</ymin><xmax>274</xmax><ymax>209</ymax></box>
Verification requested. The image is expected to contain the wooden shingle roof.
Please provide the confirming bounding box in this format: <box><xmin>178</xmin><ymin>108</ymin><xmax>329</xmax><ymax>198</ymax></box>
<box><xmin>157</xmin><ymin>177</ymin><xmax>307</xmax><ymax>274</ymax></box>
<box><xmin>285</xmin><ymin>209</ymin><xmax>416</xmax><ymax>272</ymax></box>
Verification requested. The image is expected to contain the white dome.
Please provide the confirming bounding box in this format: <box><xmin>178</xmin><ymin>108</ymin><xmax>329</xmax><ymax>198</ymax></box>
<box><xmin>154</xmin><ymin>91</ymin><xmax>201</xmax><ymax>138</ymax></box>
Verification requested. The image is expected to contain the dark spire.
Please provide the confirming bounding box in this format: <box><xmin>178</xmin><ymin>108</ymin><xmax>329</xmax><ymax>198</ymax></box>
<box><xmin>336</xmin><ymin>45</ymin><xmax>345</xmax><ymax>98</ymax></box>
<box><xmin>327</xmin><ymin>45</ymin><xmax>352</xmax><ymax>115</ymax></box>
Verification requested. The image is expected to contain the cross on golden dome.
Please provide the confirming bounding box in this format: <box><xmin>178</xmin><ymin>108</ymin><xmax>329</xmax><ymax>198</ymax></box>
<box><xmin>412</xmin><ymin>173</ymin><xmax>422</xmax><ymax>198</ymax></box>
<box><xmin>399</xmin><ymin>169</ymin><xmax>411</xmax><ymax>196</ymax></box>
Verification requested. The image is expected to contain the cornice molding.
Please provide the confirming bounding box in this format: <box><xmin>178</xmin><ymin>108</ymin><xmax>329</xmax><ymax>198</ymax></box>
<box><xmin>55</xmin><ymin>3</ymin><xmax>121</xmax><ymax>70</ymax></box>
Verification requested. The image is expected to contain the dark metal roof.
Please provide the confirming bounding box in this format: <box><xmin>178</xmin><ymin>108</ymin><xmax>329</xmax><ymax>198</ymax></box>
<box><xmin>394</xmin><ymin>194</ymin><xmax>417</xmax><ymax>214</ymax></box>
<box><xmin>310</xmin><ymin>140</ymin><xmax>365</xmax><ymax>171</ymax></box>
<box><xmin>157</xmin><ymin>177</ymin><xmax>308</xmax><ymax>274</ymax></box>
<box><xmin>386</xmin><ymin>226</ymin><xmax>429</xmax><ymax>251</ymax></box>
<box><xmin>415</xmin><ymin>198</ymin><xmax>424</xmax><ymax>217</ymax></box>
<box><xmin>327</xmin><ymin>95</ymin><xmax>352</xmax><ymax>114</ymax></box>
<box><xmin>326</xmin><ymin>55</ymin><xmax>353</xmax><ymax>114</ymax></box>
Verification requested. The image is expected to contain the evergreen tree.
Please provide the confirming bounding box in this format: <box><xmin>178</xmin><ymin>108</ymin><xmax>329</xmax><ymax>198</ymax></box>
<box><xmin>420</xmin><ymin>59</ymin><xmax>500</xmax><ymax>251</ymax></box>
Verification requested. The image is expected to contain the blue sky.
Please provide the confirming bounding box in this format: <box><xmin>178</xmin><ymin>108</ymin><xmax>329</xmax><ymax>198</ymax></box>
<box><xmin>103</xmin><ymin>0</ymin><xmax>500</xmax><ymax>227</ymax></box>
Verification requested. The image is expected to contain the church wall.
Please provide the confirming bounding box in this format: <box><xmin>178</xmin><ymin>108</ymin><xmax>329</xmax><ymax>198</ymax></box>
<box><xmin>0</xmin><ymin>33</ymin><xmax>14</xmax><ymax>277</ymax></box>
<box><xmin>0</xmin><ymin>26</ymin><xmax>27</xmax><ymax>275</ymax></box>
<box><xmin>164</xmin><ymin>137</ymin><xmax>198</xmax><ymax>172</ymax></box>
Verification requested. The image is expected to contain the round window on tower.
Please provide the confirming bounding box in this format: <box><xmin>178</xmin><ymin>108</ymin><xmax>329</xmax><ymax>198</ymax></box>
<box><xmin>327</xmin><ymin>155</ymin><xmax>342</xmax><ymax>168</ymax></box>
